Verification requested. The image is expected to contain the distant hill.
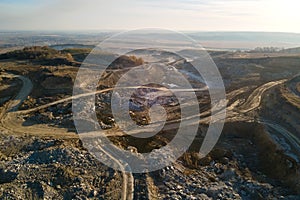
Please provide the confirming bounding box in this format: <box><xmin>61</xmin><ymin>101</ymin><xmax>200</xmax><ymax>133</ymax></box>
<box><xmin>0</xmin><ymin>46</ymin><xmax>77</xmax><ymax>66</ymax></box>
<box><xmin>280</xmin><ymin>47</ymin><xmax>300</xmax><ymax>53</ymax></box>
<box><xmin>50</xmin><ymin>44</ymin><xmax>95</xmax><ymax>51</ymax></box>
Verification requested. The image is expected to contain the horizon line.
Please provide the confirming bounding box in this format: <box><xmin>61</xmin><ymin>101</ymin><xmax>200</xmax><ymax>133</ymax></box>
<box><xmin>0</xmin><ymin>29</ymin><xmax>300</xmax><ymax>34</ymax></box>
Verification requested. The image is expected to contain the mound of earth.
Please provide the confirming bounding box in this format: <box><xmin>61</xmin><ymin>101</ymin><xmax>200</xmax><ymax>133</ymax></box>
<box><xmin>41</xmin><ymin>76</ymin><xmax>73</xmax><ymax>90</ymax></box>
<box><xmin>0</xmin><ymin>46</ymin><xmax>76</xmax><ymax>66</ymax></box>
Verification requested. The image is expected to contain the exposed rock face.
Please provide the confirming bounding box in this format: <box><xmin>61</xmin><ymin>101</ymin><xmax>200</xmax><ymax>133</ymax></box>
<box><xmin>148</xmin><ymin>122</ymin><xmax>300</xmax><ymax>199</ymax></box>
<box><xmin>1</xmin><ymin>120</ymin><xmax>299</xmax><ymax>199</ymax></box>
<box><xmin>0</xmin><ymin>135</ymin><xmax>123</xmax><ymax>199</ymax></box>
<box><xmin>221</xmin><ymin>122</ymin><xmax>300</xmax><ymax>192</ymax></box>
<box><xmin>1</xmin><ymin>47</ymin><xmax>300</xmax><ymax>199</ymax></box>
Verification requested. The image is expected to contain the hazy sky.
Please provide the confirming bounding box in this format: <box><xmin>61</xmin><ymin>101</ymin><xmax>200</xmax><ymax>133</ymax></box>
<box><xmin>0</xmin><ymin>0</ymin><xmax>300</xmax><ymax>32</ymax></box>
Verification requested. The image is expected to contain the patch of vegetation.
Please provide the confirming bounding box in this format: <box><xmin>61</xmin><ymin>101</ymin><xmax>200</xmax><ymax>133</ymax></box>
<box><xmin>107</xmin><ymin>55</ymin><xmax>144</xmax><ymax>69</ymax></box>
<box><xmin>0</xmin><ymin>46</ymin><xmax>75</xmax><ymax>66</ymax></box>
<box><xmin>61</xmin><ymin>48</ymin><xmax>92</xmax><ymax>54</ymax></box>
<box><xmin>61</xmin><ymin>48</ymin><xmax>92</xmax><ymax>62</ymax></box>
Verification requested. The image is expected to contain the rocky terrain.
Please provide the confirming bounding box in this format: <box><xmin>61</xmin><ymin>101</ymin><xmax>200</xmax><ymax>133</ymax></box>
<box><xmin>0</xmin><ymin>135</ymin><xmax>124</xmax><ymax>199</ymax></box>
<box><xmin>0</xmin><ymin>46</ymin><xmax>300</xmax><ymax>199</ymax></box>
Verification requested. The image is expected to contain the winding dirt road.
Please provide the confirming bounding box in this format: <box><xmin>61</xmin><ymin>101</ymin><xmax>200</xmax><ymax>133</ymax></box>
<box><xmin>0</xmin><ymin>73</ymin><xmax>32</xmax><ymax>117</ymax></box>
<box><xmin>0</xmin><ymin>73</ymin><xmax>134</xmax><ymax>200</ymax></box>
<box><xmin>0</xmin><ymin>73</ymin><xmax>290</xmax><ymax>144</ymax></box>
<box><xmin>239</xmin><ymin>79</ymin><xmax>286</xmax><ymax>113</ymax></box>
<box><xmin>1</xmin><ymin>71</ymin><xmax>298</xmax><ymax>199</ymax></box>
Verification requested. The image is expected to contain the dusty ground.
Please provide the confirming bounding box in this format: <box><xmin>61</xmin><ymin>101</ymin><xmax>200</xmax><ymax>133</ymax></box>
<box><xmin>0</xmin><ymin>47</ymin><xmax>300</xmax><ymax>199</ymax></box>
